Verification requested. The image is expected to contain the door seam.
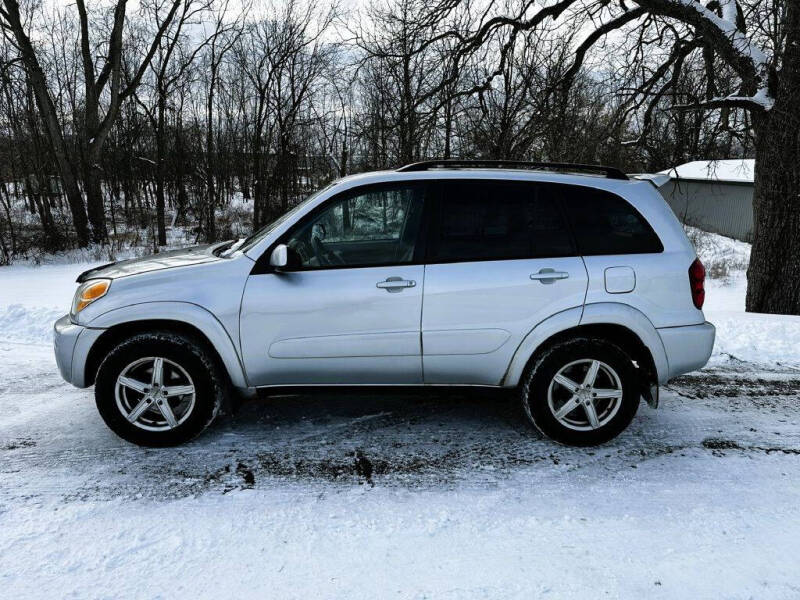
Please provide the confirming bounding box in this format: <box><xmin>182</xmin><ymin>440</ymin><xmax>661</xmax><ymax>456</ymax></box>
<box><xmin>420</xmin><ymin>263</ymin><xmax>427</xmax><ymax>382</ymax></box>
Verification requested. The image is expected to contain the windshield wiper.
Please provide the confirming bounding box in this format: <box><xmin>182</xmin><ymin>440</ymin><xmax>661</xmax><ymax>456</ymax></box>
<box><xmin>215</xmin><ymin>238</ymin><xmax>246</xmax><ymax>257</ymax></box>
<box><xmin>212</xmin><ymin>240</ymin><xmax>235</xmax><ymax>256</ymax></box>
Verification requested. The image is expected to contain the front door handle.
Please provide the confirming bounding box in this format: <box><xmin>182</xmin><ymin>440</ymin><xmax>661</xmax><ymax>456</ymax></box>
<box><xmin>530</xmin><ymin>269</ymin><xmax>569</xmax><ymax>284</ymax></box>
<box><xmin>376</xmin><ymin>276</ymin><xmax>416</xmax><ymax>292</ymax></box>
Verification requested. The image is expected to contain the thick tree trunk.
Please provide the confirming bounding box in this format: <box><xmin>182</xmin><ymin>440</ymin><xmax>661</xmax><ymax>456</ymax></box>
<box><xmin>746</xmin><ymin>3</ymin><xmax>800</xmax><ymax>315</ymax></box>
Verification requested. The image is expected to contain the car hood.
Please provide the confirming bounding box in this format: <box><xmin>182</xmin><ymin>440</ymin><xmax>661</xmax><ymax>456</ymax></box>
<box><xmin>77</xmin><ymin>244</ymin><xmax>225</xmax><ymax>282</ymax></box>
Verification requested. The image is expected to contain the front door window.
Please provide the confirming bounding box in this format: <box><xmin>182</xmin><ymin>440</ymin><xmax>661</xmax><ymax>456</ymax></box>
<box><xmin>285</xmin><ymin>184</ymin><xmax>425</xmax><ymax>268</ymax></box>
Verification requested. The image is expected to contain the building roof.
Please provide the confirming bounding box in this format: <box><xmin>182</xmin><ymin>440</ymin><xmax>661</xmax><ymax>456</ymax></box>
<box><xmin>658</xmin><ymin>159</ymin><xmax>754</xmax><ymax>184</ymax></box>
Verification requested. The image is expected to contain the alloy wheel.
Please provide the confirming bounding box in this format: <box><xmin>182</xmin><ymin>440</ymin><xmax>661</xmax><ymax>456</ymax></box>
<box><xmin>546</xmin><ymin>359</ymin><xmax>623</xmax><ymax>431</ymax></box>
<box><xmin>114</xmin><ymin>356</ymin><xmax>196</xmax><ymax>432</ymax></box>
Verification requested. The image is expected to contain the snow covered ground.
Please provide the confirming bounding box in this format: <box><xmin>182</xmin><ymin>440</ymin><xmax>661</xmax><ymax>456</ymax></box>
<box><xmin>1</xmin><ymin>232</ymin><xmax>799</xmax><ymax>599</ymax></box>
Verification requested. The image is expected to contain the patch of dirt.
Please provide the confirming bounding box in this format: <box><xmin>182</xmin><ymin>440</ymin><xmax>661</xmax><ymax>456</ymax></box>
<box><xmin>236</xmin><ymin>462</ymin><xmax>255</xmax><ymax>487</ymax></box>
<box><xmin>1</xmin><ymin>438</ymin><xmax>36</xmax><ymax>451</ymax></box>
<box><xmin>670</xmin><ymin>374</ymin><xmax>800</xmax><ymax>399</ymax></box>
<box><xmin>702</xmin><ymin>437</ymin><xmax>800</xmax><ymax>457</ymax></box>
<box><xmin>702</xmin><ymin>437</ymin><xmax>743</xmax><ymax>450</ymax></box>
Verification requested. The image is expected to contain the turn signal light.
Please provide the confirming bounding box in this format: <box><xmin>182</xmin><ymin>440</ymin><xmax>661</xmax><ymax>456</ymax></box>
<box><xmin>72</xmin><ymin>279</ymin><xmax>111</xmax><ymax>314</ymax></box>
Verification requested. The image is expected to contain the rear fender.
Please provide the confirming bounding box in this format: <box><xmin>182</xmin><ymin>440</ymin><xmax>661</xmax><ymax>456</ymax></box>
<box><xmin>580</xmin><ymin>303</ymin><xmax>669</xmax><ymax>384</ymax></box>
<box><xmin>502</xmin><ymin>307</ymin><xmax>583</xmax><ymax>387</ymax></box>
<box><xmin>503</xmin><ymin>303</ymin><xmax>669</xmax><ymax>387</ymax></box>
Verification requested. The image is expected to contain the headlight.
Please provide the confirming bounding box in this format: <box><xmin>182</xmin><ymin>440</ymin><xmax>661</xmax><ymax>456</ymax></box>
<box><xmin>71</xmin><ymin>279</ymin><xmax>111</xmax><ymax>315</ymax></box>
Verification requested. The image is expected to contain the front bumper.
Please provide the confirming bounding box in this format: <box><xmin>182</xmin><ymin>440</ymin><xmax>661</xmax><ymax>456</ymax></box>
<box><xmin>53</xmin><ymin>314</ymin><xmax>105</xmax><ymax>387</ymax></box>
<box><xmin>657</xmin><ymin>321</ymin><xmax>716</xmax><ymax>381</ymax></box>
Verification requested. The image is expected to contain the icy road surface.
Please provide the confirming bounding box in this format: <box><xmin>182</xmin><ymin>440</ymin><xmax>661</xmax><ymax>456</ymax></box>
<box><xmin>2</xmin><ymin>239</ymin><xmax>800</xmax><ymax>599</ymax></box>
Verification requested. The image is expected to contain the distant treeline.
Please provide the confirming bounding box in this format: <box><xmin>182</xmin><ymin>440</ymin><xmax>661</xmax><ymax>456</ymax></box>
<box><xmin>0</xmin><ymin>0</ymin><xmax>753</xmax><ymax>262</ymax></box>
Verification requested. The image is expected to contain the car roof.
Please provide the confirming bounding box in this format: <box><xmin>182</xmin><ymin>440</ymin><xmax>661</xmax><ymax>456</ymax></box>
<box><xmin>332</xmin><ymin>168</ymin><xmax>642</xmax><ymax>195</ymax></box>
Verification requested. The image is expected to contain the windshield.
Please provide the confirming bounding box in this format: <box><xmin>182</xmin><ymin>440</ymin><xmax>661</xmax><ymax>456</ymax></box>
<box><xmin>238</xmin><ymin>183</ymin><xmax>336</xmax><ymax>254</ymax></box>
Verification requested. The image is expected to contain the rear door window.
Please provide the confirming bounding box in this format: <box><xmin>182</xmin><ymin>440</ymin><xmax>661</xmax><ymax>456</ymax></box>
<box><xmin>427</xmin><ymin>180</ymin><xmax>575</xmax><ymax>263</ymax></box>
<box><xmin>559</xmin><ymin>186</ymin><xmax>663</xmax><ymax>255</ymax></box>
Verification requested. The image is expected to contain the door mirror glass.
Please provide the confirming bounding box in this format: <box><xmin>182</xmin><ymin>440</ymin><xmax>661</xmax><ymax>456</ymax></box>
<box><xmin>269</xmin><ymin>244</ymin><xmax>289</xmax><ymax>268</ymax></box>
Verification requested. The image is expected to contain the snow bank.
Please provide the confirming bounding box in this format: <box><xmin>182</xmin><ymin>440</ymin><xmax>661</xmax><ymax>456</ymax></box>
<box><xmin>704</xmin><ymin>274</ymin><xmax>800</xmax><ymax>369</ymax></box>
<box><xmin>708</xmin><ymin>310</ymin><xmax>800</xmax><ymax>368</ymax></box>
<box><xmin>0</xmin><ymin>263</ymin><xmax>94</xmax><ymax>345</ymax></box>
<box><xmin>685</xmin><ymin>229</ymin><xmax>800</xmax><ymax>368</ymax></box>
<box><xmin>0</xmin><ymin>304</ymin><xmax>64</xmax><ymax>344</ymax></box>
<box><xmin>687</xmin><ymin>226</ymin><xmax>750</xmax><ymax>276</ymax></box>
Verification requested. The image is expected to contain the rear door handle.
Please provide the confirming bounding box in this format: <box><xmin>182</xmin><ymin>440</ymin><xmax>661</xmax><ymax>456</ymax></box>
<box><xmin>530</xmin><ymin>269</ymin><xmax>569</xmax><ymax>284</ymax></box>
<box><xmin>376</xmin><ymin>276</ymin><xmax>416</xmax><ymax>292</ymax></box>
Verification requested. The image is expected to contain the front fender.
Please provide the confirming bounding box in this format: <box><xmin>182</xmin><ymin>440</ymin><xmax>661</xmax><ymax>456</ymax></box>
<box><xmin>502</xmin><ymin>303</ymin><xmax>670</xmax><ymax>387</ymax></box>
<box><xmin>86</xmin><ymin>301</ymin><xmax>249</xmax><ymax>389</ymax></box>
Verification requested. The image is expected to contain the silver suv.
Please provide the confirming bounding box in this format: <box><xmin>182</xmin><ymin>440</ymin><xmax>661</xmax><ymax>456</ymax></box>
<box><xmin>54</xmin><ymin>161</ymin><xmax>715</xmax><ymax>447</ymax></box>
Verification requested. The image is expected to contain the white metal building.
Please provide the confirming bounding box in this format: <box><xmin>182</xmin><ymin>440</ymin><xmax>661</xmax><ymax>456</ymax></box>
<box><xmin>653</xmin><ymin>159</ymin><xmax>754</xmax><ymax>242</ymax></box>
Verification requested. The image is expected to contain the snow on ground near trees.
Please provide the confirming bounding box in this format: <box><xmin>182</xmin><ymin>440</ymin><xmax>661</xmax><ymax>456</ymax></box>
<box><xmin>1</xmin><ymin>231</ymin><xmax>800</xmax><ymax>599</ymax></box>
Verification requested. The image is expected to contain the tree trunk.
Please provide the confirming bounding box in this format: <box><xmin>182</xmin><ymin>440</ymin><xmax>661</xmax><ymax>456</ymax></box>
<box><xmin>205</xmin><ymin>65</ymin><xmax>218</xmax><ymax>243</ymax></box>
<box><xmin>443</xmin><ymin>98</ymin><xmax>452</xmax><ymax>159</ymax></box>
<box><xmin>3</xmin><ymin>1</ymin><xmax>91</xmax><ymax>247</ymax></box>
<box><xmin>746</xmin><ymin>3</ymin><xmax>800</xmax><ymax>315</ymax></box>
<box><xmin>85</xmin><ymin>163</ymin><xmax>107</xmax><ymax>244</ymax></box>
<box><xmin>155</xmin><ymin>93</ymin><xmax>168</xmax><ymax>246</ymax></box>
<box><xmin>174</xmin><ymin>114</ymin><xmax>188</xmax><ymax>227</ymax></box>
<box><xmin>252</xmin><ymin>132</ymin><xmax>266</xmax><ymax>230</ymax></box>
<box><xmin>0</xmin><ymin>182</ymin><xmax>17</xmax><ymax>256</ymax></box>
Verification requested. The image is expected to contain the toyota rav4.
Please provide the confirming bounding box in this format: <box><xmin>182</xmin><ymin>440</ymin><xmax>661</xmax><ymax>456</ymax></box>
<box><xmin>54</xmin><ymin>160</ymin><xmax>715</xmax><ymax>447</ymax></box>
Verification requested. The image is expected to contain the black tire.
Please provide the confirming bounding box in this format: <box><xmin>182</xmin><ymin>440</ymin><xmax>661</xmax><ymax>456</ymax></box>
<box><xmin>520</xmin><ymin>337</ymin><xmax>639</xmax><ymax>446</ymax></box>
<box><xmin>95</xmin><ymin>331</ymin><xmax>226</xmax><ymax>447</ymax></box>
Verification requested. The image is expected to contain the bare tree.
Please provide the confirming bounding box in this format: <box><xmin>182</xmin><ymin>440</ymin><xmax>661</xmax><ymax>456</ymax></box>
<box><xmin>2</xmin><ymin>0</ymin><xmax>790</xmax><ymax>317</ymax></box>
<box><xmin>1</xmin><ymin>0</ymin><xmax>184</xmax><ymax>244</ymax></box>
<box><xmin>201</xmin><ymin>0</ymin><xmax>246</xmax><ymax>242</ymax></box>
<box><xmin>235</xmin><ymin>0</ymin><xmax>334</xmax><ymax>227</ymax></box>
<box><xmin>134</xmin><ymin>0</ymin><xmax>214</xmax><ymax>246</ymax></box>
<box><xmin>415</xmin><ymin>0</ymin><xmax>799</xmax><ymax>314</ymax></box>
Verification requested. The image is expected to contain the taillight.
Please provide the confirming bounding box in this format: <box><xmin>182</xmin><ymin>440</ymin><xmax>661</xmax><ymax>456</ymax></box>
<box><xmin>689</xmin><ymin>258</ymin><xmax>705</xmax><ymax>309</ymax></box>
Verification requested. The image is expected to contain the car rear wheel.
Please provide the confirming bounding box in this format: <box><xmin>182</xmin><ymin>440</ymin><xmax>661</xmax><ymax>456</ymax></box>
<box><xmin>520</xmin><ymin>338</ymin><xmax>639</xmax><ymax>446</ymax></box>
<box><xmin>95</xmin><ymin>331</ymin><xmax>225</xmax><ymax>447</ymax></box>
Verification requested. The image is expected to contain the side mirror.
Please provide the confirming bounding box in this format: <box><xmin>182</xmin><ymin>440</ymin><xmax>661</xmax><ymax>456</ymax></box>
<box><xmin>269</xmin><ymin>244</ymin><xmax>289</xmax><ymax>269</ymax></box>
<box><xmin>269</xmin><ymin>244</ymin><xmax>301</xmax><ymax>271</ymax></box>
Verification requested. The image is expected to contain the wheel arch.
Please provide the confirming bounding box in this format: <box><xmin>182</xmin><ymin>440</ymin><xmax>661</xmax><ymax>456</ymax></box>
<box><xmin>503</xmin><ymin>303</ymin><xmax>668</xmax><ymax>392</ymax></box>
<box><xmin>84</xmin><ymin>303</ymin><xmax>249</xmax><ymax>389</ymax></box>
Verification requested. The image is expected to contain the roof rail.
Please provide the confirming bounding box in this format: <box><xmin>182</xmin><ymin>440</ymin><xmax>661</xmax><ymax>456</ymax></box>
<box><xmin>396</xmin><ymin>159</ymin><xmax>629</xmax><ymax>180</ymax></box>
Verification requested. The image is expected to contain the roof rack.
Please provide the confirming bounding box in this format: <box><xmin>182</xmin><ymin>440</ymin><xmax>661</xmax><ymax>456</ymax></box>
<box><xmin>396</xmin><ymin>159</ymin><xmax>629</xmax><ymax>180</ymax></box>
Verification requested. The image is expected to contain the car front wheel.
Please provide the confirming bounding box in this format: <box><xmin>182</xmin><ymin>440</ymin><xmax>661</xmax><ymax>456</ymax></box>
<box><xmin>520</xmin><ymin>338</ymin><xmax>639</xmax><ymax>446</ymax></box>
<box><xmin>95</xmin><ymin>331</ymin><xmax>225</xmax><ymax>447</ymax></box>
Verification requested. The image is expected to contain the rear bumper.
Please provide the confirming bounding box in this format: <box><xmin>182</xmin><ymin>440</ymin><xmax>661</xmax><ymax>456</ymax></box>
<box><xmin>53</xmin><ymin>314</ymin><xmax>105</xmax><ymax>388</ymax></box>
<box><xmin>657</xmin><ymin>321</ymin><xmax>715</xmax><ymax>381</ymax></box>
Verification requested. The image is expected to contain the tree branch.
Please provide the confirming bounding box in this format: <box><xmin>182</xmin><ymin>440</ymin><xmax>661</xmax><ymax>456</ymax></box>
<box><xmin>562</xmin><ymin>7</ymin><xmax>648</xmax><ymax>86</ymax></box>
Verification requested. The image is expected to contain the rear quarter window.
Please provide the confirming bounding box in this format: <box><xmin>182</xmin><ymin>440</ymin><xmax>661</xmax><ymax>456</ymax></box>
<box><xmin>560</xmin><ymin>186</ymin><xmax>663</xmax><ymax>255</ymax></box>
